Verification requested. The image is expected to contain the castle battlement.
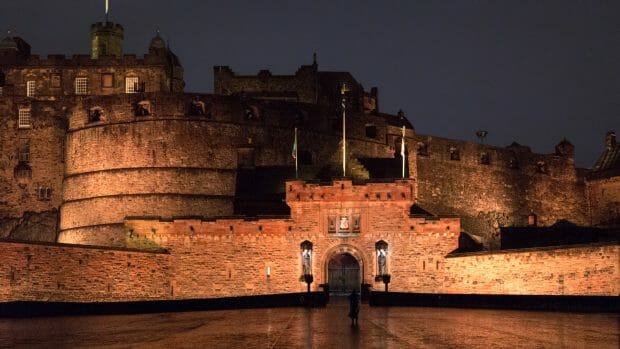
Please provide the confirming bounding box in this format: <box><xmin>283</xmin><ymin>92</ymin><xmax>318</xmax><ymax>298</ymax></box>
<box><xmin>286</xmin><ymin>179</ymin><xmax>415</xmax><ymax>204</ymax></box>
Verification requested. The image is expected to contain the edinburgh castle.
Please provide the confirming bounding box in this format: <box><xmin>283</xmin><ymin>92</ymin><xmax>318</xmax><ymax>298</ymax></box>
<box><xmin>0</xmin><ymin>14</ymin><xmax>618</xmax><ymax>303</ymax></box>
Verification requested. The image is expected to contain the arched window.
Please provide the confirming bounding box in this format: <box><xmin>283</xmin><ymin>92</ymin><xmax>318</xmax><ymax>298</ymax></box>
<box><xmin>375</xmin><ymin>240</ymin><xmax>388</xmax><ymax>279</ymax></box>
<box><xmin>136</xmin><ymin>100</ymin><xmax>151</xmax><ymax>116</ymax></box>
<box><xmin>88</xmin><ymin>107</ymin><xmax>103</xmax><ymax>123</ymax></box>
<box><xmin>300</xmin><ymin>241</ymin><xmax>313</xmax><ymax>276</ymax></box>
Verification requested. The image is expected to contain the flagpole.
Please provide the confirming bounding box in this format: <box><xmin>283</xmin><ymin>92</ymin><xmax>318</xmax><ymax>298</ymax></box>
<box><xmin>401</xmin><ymin>125</ymin><xmax>406</xmax><ymax>178</ymax></box>
<box><xmin>294</xmin><ymin>127</ymin><xmax>298</xmax><ymax>179</ymax></box>
<box><xmin>341</xmin><ymin>83</ymin><xmax>346</xmax><ymax>177</ymax></box>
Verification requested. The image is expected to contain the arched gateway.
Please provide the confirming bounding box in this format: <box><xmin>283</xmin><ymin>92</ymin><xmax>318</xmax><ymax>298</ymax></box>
<box><xmin>324</xmin><ymin>245</ymin><xmax>365</xmax><ymax>295</ymax></box>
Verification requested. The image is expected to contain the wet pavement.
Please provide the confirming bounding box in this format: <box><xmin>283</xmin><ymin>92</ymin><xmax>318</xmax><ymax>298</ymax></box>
<box><xmin>0</xmin><ymin>299</ymin><xmax>618</xmax><ymax>348</ymax></box>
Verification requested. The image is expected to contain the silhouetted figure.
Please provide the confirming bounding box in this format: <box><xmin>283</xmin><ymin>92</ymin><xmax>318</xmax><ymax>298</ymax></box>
<box><xmin>348</xmin><ymin>289</ymin><xmax>360</xmax><ymax>326</ymax></box>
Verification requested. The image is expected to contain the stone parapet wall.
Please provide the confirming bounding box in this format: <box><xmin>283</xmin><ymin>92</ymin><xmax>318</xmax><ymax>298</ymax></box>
<box><xmin>0</xmin><ymin>240</ymin><xmax>171</xmax><ymax>302</ymax></box>
<box><xmin>443</xmin><ymin>244</ymin><xmax>619</xmax><ymax>296</ymax></box>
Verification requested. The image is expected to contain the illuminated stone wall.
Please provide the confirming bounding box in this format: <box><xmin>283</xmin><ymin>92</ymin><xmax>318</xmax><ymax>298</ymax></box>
<box><xmin>415</xmin><ymin>134</ymin><xmax>588</xmax><ymax>248</ymax></box>
<box><xmin>443</xmin><ymin>244</ymin><xmax>619</xmax><ymax>296</ymax></box>
<box><xmin>0</xmin><ymin>241</ymin><xmax>171</xmax><ymax>302</ymax></box>
<box><xmin>0</xmin><ymin>179</ymin><xmax>617</xmax><ymax>303</ymax></box>
<box><xmin>0</xmin><ymin>98</ymin><xmax>65</xmax><ymax>241</ymax></box>
<box><xmin>587</xmin><ymin>176</ymin><xmax>620</xmax><ymax>226</ymax></box>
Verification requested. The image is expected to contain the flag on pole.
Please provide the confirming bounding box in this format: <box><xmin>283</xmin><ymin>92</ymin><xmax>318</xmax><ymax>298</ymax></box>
<box><xmin>401</xmin><ymin>125</ymin><xmax>406</xmax><ymax>178</ymax></box>
<box><xmin>291</xmin><ymin>128</ymin><xmax>297</xmax><ymax>160</ymax></box>
<box><xmin>341</xmin><ymin>83</ymin><xmax>348</xmax><ymax>177</ymax></box>
<box><xmin>292</xmin><ymin>127</ymin><xmax>298</xmax><ymax>178</ymax></box>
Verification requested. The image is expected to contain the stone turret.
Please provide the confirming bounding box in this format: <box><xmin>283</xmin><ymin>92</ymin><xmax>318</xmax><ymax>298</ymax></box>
<box><xmin>91</xmin><ymin>21</ymin><xmax>124</xmax><ymax>59</ymax></box>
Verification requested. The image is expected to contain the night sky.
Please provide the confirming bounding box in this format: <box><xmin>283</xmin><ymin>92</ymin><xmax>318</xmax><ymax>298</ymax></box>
<box><xmin>1</xmin><ymin>0</ymin><xmax>618</xmax><ymax>167</ymax></box>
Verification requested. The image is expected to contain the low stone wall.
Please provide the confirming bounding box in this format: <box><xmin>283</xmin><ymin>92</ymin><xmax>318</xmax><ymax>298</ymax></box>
<box><xmin>443</xmin><ymin>244</ymin><xmax>619</xmax><ymax>296</ymax></box>
<box><xmin>0</xmin><ymin>240</ymin><xmax>171</xmax><ymax>302</ymax></box>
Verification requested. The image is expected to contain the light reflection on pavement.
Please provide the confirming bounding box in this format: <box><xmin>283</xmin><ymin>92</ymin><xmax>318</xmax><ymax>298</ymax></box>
<box><xmin>0</xmin><ymin>298</ymin><xmax>617</xmax><ymax>348</ymax></box>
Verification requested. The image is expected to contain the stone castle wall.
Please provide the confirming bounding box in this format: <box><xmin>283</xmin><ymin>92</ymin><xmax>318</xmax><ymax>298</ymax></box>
<box><xmin>0</xmin><ymin>179</ymin><xmax>616</xmax><ymax>303</ymax></box>
<box><xmin>0</xmin><ymin>240</ymin><xmax>171</xmax><ymax>302</ymax></box>
<box><xmin>0</xmin><ymin>96</ymin><xmax>65</xmax><ymax>241</ymax></box>
<box><xmin>415</xmin><ymin>135</ymin><xmax>588</xmax><ymax>248</ymax></box>
<box><xmin>0</xmin><ymin>54</ymin><xmax>179</xmax><ymax>97</ymax></box>
<box><xmin>214</xmin><ymin>65</ymin><xmax>318</xmax><ymax>104</ymax></box>
<box><xmin>443</xmin><ymin>244</ymin><xmax>619</xmax><ymax>295</ymax></box>
<box><xmin>56</xmin><ymin>94</ymin><xmax>400</xmax><ymax>247</ymax></box>
<box><xmin>587</xmin><ymin>176</ymin><xmax>620</xmax><ymax>226</ymax></box>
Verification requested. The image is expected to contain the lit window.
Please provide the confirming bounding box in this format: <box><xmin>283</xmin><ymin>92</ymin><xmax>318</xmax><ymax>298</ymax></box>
<box><xmin>126</xmin><ymin>77</ymin><xmax>139</xmax><ymax>93</ymax></box>
<box><xmin>18</xmin><ymin>108</ymin><xmax>31</xmax><ymax>129</ymax></box>
<box><xmin>75</xmin><ymin>77</ymin><xmax>88</xmax><ymax>95</ymax></box>
<box><xmin>26</xmin><ymin>81</ymin><xmax>35</xmax><ymax>97</ymax></box>
<box><xmin>36</xmin><ymin>186</ymin><xmax>52</xmax><ymax>201</ymax></box>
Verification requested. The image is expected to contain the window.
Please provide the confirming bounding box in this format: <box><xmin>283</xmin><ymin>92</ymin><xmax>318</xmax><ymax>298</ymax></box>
<box><xmin>365</xmin><ymin>125</ymin><xmax>377</xmax><ymax>139</ymax></box>
<box><xmin>449</xmin><ymin>146</ymin><xmax>460</xmax><ymax>161</ymax></box>
<box><xmin>18</xmin><ymin>108</ymin><xmax>31</xmax><ymax>129</ymax></box>
<box><xmin>136</xmin><ymin>100</ymin><xmax>151</xmax><ymax>116</ymax></box>
<box><xmin>125</xmin><ymin>76</ymin><xmax>139</xmax><ymax>93</ymax></box>
<box><xmin>417</xmin><ymin>142</ymin><xmax>428</xmax><ymax>156</ymax></box>
<box><xmin>480</xmin><ymin>152</ymin><xmax>490</xmax><ymax>165</ymax></box>
<box><xmin>50</xmin><ymin>74</ymin><xmax>61</xmax><ymax>88</ymax></box>
<box><xmin>74</xmin><ymin>77</ymin><xmax>88</xmax><ymax>95</ymax></box>
<box><xmin>102</xmin><ymin>73</ymin><xmax>114</xmax><ymax>88</ymax></box>
<box><xmin>18</xmin><ymin>139</ymin><xmax>30</xmax><ymax>163</ymax></box>
<box><xmin>88</xmin><ymin>107</ymin><xmax>102</xmax><ymax>123</ymax></box>
<box><xmin>37</xmin><ymin>186</ymin><xmax>52</xmax><ymax>201</ymax></box>
<box><xmin>26</xmin><ymin>81</ymin><xmax>35</xmax><ymax>97</ymax></box>
<box><xmin>536</xmin><ymin>161</ymin><xmax>547</xmax><ymax>174</ymax></box>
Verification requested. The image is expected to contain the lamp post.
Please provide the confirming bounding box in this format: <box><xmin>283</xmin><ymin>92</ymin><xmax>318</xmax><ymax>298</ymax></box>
<box><xmin>382</xmin><ymin>274</ymin><xmax>391</xmax><ymax>292</ymax></box>
<box><xmin>303</xmin><ymin>274</ymin><xmax>314</xmax><ymax>293</ymax></box>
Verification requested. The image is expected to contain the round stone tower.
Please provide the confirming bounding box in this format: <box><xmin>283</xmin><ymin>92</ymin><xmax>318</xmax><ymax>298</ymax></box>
<box><xmin>91</xmin><ymin>22</ymin><xmax>124</xmax><ymax>59</ymax></box>
<box><xmin>57</xmin><ymin>94</ymin><xmax>238</xmax><ymax>247</ymax></box>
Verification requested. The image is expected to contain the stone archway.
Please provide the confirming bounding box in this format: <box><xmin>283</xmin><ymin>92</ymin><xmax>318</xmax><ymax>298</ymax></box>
<box><xmin>328</xmin><ymin>253</ymin><xmax>360</xmax><ymax>294</ymax></box>
<box><xmin>324</xmin><ymin>244</ymin><xmax>365</xmax><ymax>295</ymax></box>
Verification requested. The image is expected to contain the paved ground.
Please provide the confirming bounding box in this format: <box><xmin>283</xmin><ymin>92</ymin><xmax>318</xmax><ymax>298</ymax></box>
<box><xmin>0</xmin><ymin>299</ymin><xmax>618</xmax><ymax>348</ymax></box>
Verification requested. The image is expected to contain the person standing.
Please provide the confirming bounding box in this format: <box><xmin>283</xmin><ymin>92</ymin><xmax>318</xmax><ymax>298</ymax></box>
<box><xmin>348</xmin><ymin>289</ymin><xmax>360</xmax><ymax>326</ymax></box>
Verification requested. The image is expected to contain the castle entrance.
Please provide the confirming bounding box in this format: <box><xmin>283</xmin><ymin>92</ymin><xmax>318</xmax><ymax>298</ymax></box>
<box><xmin>327</xmin><ymin>253</ymin><xmax>361</xmax><ymax>295</ymax></box>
